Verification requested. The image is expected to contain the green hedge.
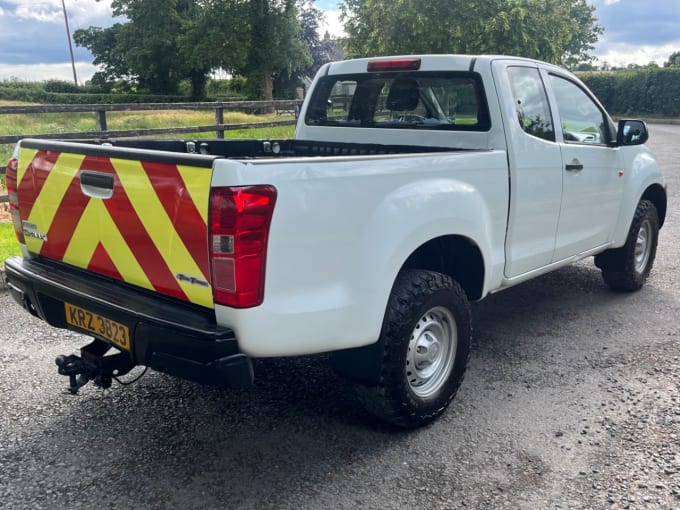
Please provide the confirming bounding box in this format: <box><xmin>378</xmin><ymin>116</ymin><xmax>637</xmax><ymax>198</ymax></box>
<box><xmin>580</xmin><ymin>68</ymin><xmax>680</xmax><ymax>118</ymax></box>
<box><xmin>0</xmin><ymin>87</ymin><xmax>191</xmax><ymax>104</ymax></box>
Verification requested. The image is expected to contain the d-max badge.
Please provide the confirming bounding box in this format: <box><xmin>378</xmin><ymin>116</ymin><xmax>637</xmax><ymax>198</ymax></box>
<box><xmin>22</xmin><ymin>221</ymin><xmax>48</xmax><ymax>242</ymax></box>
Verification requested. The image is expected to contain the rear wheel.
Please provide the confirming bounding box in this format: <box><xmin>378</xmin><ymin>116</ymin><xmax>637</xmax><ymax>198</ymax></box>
<box><xmin>355</xmin><ymin>270</ymin><xmax>471</xmax><ymax>428</ymax></box>
<box><xmin>596</xmin><ymin>199</ymin><xmax>659</xmax><ymax>291</ymax></box>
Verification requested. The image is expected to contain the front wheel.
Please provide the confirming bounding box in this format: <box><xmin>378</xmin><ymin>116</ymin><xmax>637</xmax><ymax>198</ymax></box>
<box><xmin>355</xmin><ymin>270</ymin><xmax>471</xmax><ymax>428</ymax></box>
<box><xmin>595</xmin><ymin>199</ymin><xmax>659</xmax><ymax>291</ymax></box>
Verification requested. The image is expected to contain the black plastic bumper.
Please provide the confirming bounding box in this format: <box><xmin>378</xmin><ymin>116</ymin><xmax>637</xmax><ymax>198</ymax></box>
<box><xmin>4</xmin><ymin>256</ymin><xmax>253</xmax><ymax>388</ymax></box>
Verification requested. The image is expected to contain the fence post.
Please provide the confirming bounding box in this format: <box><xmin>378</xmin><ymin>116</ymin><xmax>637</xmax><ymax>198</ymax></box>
<box><xmin>95</xmin><ymin>109</ymin><xmax>108</xmax><ymax>133</ymax></box>
<box><xmin>215</xmin><ymin>105</ymin><xmax>224</xmax><ymax>139</ymax></box>
<box><xmin>0</xmin><ymin>166</ymin><xmax>7</xmax><ymax>204</ymax></box>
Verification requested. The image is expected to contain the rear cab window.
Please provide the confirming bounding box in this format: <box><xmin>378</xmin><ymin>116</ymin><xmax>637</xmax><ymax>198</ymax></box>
<box><xmin>305</xmin><ymin>72</ymin><xmax>491</xmax><ymax>132</ymax></box>
<box><xmin>506</xmin><ymin>66</ymin><xmax>555</xmax><ymax>142</ymax></box>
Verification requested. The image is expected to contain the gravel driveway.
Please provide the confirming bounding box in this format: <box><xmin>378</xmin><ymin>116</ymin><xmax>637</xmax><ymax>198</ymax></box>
<box><xmin>1</xmin><ymin>125</ymin><xmax>679</xmax><ymax>509</ymax></box>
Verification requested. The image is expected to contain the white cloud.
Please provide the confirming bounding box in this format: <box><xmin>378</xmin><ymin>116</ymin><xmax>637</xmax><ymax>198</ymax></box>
<box><xmin>66</xmin><ymin>0</ymin><xmax>119</xmax><ymax>28</ymax></box>
<box><xmin>319</xmin><ymin>9</ymin><xmax>345</xmax><ymax>39</ymax></box>
<box><xmin>0</xmin><ymin>61</ymin><xmax>98</xmax><ymax>83</ymax></box>
<box><xmin>2</xmin><ymin>0</ymin><xmax>116</xmax><ymax>27</ymax></box>
<box><xmin>3</xmin><ymin>0</ymin><xmax>60</xmax><ymax>23</ymax></box>
<box><xmin>15</xmin><ymin>4</ymin><xmax>61</xmax><ymax>23</ymax></box>
<box><xmin>595</xmin><ymin>41</ymin><xmax>680</xmax><ymax>67</ymax></box>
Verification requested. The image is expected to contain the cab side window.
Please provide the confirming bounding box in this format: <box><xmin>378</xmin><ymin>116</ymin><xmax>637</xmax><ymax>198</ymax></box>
<box><xmin>507</xmin><ymin>66</ymin><xmax>555</xmax><ymax>142</ymax></box>
<box><xmin>549</xmin><ymin>74</ymin><xmax>609</xmax><ymax>145</ymax></box>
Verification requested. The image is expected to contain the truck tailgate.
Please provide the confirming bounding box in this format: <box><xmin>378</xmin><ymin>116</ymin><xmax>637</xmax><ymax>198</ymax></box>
<box><xmin>15</xmin><ymin>140</ymin><xmax>216</xmax><ymax>309</ymax></box>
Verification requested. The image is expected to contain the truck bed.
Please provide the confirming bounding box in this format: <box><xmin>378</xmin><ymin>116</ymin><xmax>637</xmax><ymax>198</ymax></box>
<box><xmin>76</xmin><ymin>138</ymin><xmax>461</xmax><ymax>159</ymax></box>
<box><xmin>12</xmin><ymin>137</ymin><xmax>478</xmax><ymax>311</ymax></box>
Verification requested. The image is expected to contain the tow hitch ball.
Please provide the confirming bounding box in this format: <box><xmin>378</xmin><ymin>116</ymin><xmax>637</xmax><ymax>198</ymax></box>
<box><xmin>55</xmin><ymin>339</ymin><xmax>135</xmax><ymax>395</ymax></box>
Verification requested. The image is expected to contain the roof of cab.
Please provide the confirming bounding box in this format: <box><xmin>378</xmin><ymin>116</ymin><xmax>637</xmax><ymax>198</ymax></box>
<box><xmin>325</xmin><ymin>54</ymin><xmax>567</xmax><ymax>76</ymax></box>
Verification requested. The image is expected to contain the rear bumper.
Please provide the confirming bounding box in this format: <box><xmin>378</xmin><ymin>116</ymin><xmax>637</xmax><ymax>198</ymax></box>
<box><xmin>4</xmin><ymin>256</ymin><xmax>253</xmax><ymax>388</ymax></box>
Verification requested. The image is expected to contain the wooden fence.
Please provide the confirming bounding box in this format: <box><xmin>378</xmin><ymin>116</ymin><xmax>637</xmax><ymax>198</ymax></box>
<box><xmin>0</xmin><ymin>99</ymin><xmax>303</xmax><ymax>145</ymax></box>
<box><xmin>0</xmin><ymin>166</ymin><xmax>6</xmax><ymax>203</ymax></box>
<box><xmin>0</xmin><ymin>99</ymin><xmax>304</xmax><ymax>204</ymax></box>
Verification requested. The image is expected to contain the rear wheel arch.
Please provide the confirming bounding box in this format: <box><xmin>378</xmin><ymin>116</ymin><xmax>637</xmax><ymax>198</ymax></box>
<box><xmin>331</xmin><ymin>235</ymin><xmax>484</xmax><ymax>388</ymax></box>
<box><xmin>400</xmin><ymin>235</ymin><xmax>486</xmax><ymax>301</ymax></box>
<box><xmin>351</xmin><ymin>269</ymin><xmax>472</xmax><ymax>428</ymax></box>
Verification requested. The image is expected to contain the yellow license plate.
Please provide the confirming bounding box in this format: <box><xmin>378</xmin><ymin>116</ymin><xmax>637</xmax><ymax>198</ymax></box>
<box><xmin>64</xmin><ymin>302</ymin><xmax>131</xmax><ymax>351</ymax></box>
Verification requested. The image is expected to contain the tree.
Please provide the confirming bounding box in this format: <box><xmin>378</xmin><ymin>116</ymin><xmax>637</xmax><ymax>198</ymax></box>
<box><xmin>198</xmin><ymin>0</ymin><xmax>311</xmax><ymax>104</ymax></box>
<box><xmin>243</xmin><ymin>0</ymin><xmax>311</xmax><ymax>104</ymax></box>
<box><xmin>275</xmin><ymin>1</ymin><xmax>343</xmax><ymax>96</ymax></box>
<box><xmin>75</xmin><ymin>0</ymin><xmax>313</xmax><ymax>102</ymax></box>
<box><xmin>340</xmin><ymin>0</ymin><xmax>602</xmax><ymax>66</ymax></box>
<box><xmin>73</xmin><ymin>23</ymin><xmax>134</xmax><ymax>91</ymax></box>
<box><xmin>182</xmin><ymin>0</ymin><xmax>310</xmax><ymax>102</ymax></box>
<box><xmin>298</xmin><ymin>1</ymin><xmax>339</xmax><ymax>76</ymax></box>
<box><xmin>560</xmin><ymin>0</ymin><xmax>603</xmax><ymax>67</ymax></box>
<box><xmin>74</xmin><ymin>0</ymin><xmax>212</xmax><ymax>97</ymax></box>
<box><xmin>664</xmin><ymin>51</ymin><xmax>680</xmax><ymax>67</ymax></box>
<box><xmin>574</xmin><ymin>62</ymin><xmax>595</xmax><ymax>72</ymax></box>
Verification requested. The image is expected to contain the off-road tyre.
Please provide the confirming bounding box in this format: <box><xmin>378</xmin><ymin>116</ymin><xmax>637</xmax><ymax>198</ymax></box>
<box><xmin>595</xmin><ymin>199</ymin><xmax>659</xmax><ymax>292</ymax></box>
<box><xmin>355</xmin><ymin>270</ymin><xmax>471</xmax><ymax>429</ymax></box>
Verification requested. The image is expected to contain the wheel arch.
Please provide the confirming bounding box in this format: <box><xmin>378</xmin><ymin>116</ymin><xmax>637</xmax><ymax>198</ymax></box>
<box><xmin>331</xmin><ymin>235</ymin><xmax>484</xmax><ymax>386</ymax></box>
<box><xmin>641</xmin><ymin>183</ymin><xmax>667</xmax><ymax>228</ymax></box>
<box><xmin>399</xmin><ymin>234</ymin><xmax>486</xmax><ymax>301</ymax></box>
<box><xmin>596</xmin><ymin>196</ymin><xmax>660</xmax><ymax>291</ymax></box>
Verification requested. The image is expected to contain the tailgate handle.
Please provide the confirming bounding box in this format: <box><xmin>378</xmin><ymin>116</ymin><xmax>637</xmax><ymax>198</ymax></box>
<box><xmin>80</xmin><ymin>171</ymin><xmax>114</xmax><ymax>199</ymax></box>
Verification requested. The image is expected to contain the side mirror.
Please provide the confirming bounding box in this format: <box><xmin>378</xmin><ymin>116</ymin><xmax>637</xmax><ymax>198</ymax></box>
<box><xmin>617</xmin><ymin>119</ymin><xmax>649</xmax><ymax>146</ymax></box>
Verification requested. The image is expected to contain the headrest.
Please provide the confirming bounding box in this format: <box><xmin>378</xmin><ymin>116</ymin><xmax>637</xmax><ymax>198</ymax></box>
<box><xmin>386</xmin><ymin>78</ymin><xmax>420</xmax><ymax>111</ymax></box>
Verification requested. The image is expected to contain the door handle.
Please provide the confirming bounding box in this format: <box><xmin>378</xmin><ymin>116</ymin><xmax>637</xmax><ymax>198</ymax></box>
<box><xmin>80</xmin><ymin>170</ymin><xmax>114</xmax><ymax>199</ymax></box>
<box><xmin>565</xmin><ymin>159</ymin><xmax>584</xmax><ymax>172</ymax></box>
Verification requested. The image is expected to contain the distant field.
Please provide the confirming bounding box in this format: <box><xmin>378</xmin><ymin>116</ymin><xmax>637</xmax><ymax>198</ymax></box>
<box><xmin>0</xmin><ymin>100</ymin><xmax>296</xmax><ymax>163</ymax></box>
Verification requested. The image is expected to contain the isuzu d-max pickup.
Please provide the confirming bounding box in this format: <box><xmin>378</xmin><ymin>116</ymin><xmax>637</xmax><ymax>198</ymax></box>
<box><xmin>4</xmin><ymin>55</ymin><xmax>666</xmax><ymax>427</ymax></box>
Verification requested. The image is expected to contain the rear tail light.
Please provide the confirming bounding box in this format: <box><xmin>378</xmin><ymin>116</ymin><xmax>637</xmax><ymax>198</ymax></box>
<box><xmin>209</xmin><ymin>185</ymin><xmax>277</xmax><ymax>308</ymax></box>
<box><xmin>5</xmin><ymin>158</ymin><xmax>24</xmax><ymax>244</ymax></box>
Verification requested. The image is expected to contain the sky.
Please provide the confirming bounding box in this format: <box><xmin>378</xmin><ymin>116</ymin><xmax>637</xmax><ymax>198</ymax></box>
<box><xmin>0</xmin><ymin>0</ymin><xmax>678</xmax><ymax>83</ymax></box>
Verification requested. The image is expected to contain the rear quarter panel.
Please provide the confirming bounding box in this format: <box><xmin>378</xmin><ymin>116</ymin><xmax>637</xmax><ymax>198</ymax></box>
<box><xmin>212</xmin><ymin>151</ymin><xmax>509</xmax><ymax>357</ymax></box>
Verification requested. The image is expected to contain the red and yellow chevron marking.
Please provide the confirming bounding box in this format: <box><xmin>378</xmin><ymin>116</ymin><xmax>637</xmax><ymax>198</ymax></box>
<box><xmin>17</xmin><ymin>147</ymin><xmax>214</xmax><ymax>309</ymax></box>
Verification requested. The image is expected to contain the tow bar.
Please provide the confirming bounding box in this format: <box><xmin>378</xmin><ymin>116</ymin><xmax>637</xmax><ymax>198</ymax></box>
<box><xmin>55</xmin><ymin>339</ymin><xmax>136</xmax><ymax>394</ymax></box>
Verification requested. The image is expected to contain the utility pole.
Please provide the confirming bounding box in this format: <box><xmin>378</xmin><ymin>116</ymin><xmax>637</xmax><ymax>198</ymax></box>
<box><xmin>61</xmin><ymin>0</ymin><xmax>78</xmax><ymax>86</ymax></box>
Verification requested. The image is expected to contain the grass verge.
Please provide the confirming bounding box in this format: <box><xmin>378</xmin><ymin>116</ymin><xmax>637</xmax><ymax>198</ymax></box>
<box><xmin>0</xmin><ymin>222</ymin><xmax>20</xmax><ymax>267</ymax></box>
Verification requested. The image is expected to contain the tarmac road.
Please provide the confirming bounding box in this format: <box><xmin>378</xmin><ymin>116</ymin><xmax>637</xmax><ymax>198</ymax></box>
<box><xmin>1</xmin><ymin>125</ymin><xmax>679</xmax><ymax>509</ymax></box>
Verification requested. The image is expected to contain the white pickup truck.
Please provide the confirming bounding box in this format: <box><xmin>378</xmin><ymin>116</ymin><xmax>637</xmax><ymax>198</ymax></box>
<box><xmin>4</xmin><ymin>55</ymin><xmax>666</xmax><ymax>428</ymax></box>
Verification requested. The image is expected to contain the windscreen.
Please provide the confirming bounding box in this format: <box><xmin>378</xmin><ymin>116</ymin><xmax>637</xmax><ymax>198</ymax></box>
<box><xmin>305</xmin><ymin>72</ymin><xmax>490</xmax><ymax>131</ymax></box>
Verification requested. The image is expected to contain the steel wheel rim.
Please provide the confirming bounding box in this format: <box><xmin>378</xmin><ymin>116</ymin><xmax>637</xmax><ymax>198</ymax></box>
<box><xmin>634</xmin><ymin>218</ymin><xmax>652</xmax><ymax>274</ymax></box>
<box><xmin>406</xmin><ymin>306</ymin><xmax>457</xmax><ymax>398</ymax></box>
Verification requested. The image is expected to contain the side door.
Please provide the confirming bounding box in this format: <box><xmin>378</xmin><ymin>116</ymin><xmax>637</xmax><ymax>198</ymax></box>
<box><xmin>495</xmin><ymin>63</ymin><xmax>563</xmax><ymax>278</ymax></box>
<box><xmin>545</xmin><ymin>72</ymin><xmax>624</xmax><ymax>261</ymax></box>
